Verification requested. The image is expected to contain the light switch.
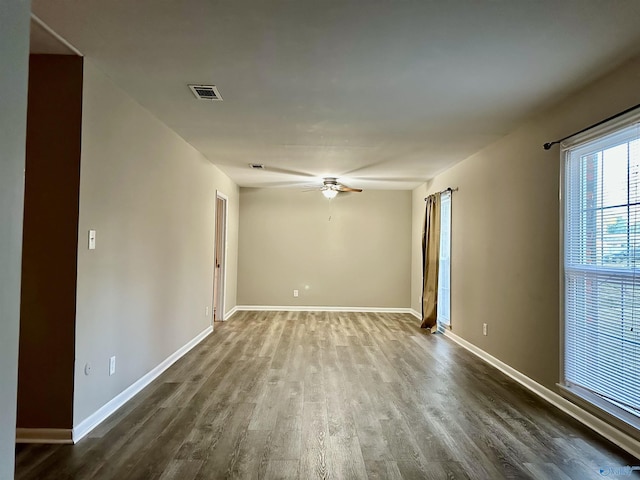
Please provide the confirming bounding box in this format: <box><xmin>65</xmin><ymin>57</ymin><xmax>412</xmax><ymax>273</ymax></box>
<box><xmin>88</xmin><ymin>230</ymin><xmax>96</xmax><ymax>250</ymax></box>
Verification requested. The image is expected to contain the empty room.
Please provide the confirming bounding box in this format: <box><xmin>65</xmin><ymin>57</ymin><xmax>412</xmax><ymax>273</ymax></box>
<box><xmin>3</xmin><ymin>1</ymin><xmax>640</xmax><ymax>479</ymax></box>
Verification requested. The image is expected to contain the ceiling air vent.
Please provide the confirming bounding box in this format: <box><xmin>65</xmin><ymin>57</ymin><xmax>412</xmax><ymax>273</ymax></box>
<box><xmin>188</xmin><ymin>84</ymin><xmax>223</xmax><ymax>101</ymax></box>
<box><xmin>249</xmin><ymin>164</ymin><xmax>265</xmax><ymax>169</ymax></box>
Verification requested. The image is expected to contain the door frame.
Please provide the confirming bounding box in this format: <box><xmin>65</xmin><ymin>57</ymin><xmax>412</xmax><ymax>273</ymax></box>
<box><xmin>213</xmin><ymin>191</ymin><xmax>229</xmax><ymax>321</ymax></box>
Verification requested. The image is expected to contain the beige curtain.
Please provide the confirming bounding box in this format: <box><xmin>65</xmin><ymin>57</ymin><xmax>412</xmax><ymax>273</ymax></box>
<box><xmin>421</xmin><ymin>193</ymin><xmax>441</xmax><ymax>331</ymax></box>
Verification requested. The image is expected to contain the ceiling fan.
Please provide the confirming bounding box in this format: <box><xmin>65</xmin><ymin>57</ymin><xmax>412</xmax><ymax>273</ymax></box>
<box><xmin>313</xmin><ymin>177</ymin><xmax>363</xmax><ymax>199</ymax></box>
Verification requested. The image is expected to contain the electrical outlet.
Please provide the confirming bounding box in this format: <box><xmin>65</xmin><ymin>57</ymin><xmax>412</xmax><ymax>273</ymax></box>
<box><xmin>109</xmin><ymin>356</ymin><xmax>116</xmax><ymax>376</ymax></box>
<box><xmin>205</xmin><ymin>306</ymin><xmax>209</xmax><ymax>316</ymax></box>
<box><xmin>293</xmin><ymin>289</ymin><xmax>299</xmax><ymax>297</ymax></box>
<box><xmin>483</xmin><ymin>323</ymin><xmax>488</xmax><ymax>336</ymax></box>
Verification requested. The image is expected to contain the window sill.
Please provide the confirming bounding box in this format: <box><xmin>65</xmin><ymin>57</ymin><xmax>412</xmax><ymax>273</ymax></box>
<box><xmin>558</xmin><ymin>383</ymin><xmax>640</xmax><ymax>442</ymax></box>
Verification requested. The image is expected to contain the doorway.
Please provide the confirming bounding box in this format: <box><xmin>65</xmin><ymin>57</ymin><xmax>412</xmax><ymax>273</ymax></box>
<box><xmin>213</xmin><ymin>192</ymin><xmax>228</xmax><ymax>322</ymax></box>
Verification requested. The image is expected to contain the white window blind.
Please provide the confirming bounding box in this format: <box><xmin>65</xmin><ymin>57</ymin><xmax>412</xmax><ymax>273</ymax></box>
<box><xmin>438</xmin><ymin>191</ymin><xmax>451</xmax><ymax>326</ymax></box>
<box><xmin>564</xmin><ymin>119</ymin><xmax>640</xmax><ymax>419</ymax></box>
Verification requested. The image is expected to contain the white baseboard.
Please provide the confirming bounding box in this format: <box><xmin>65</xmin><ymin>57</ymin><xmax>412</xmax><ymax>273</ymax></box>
<box><xmin>224</xmin><ymin>306</ymin><xmax>238</xmax><ymax>320</ymax></box>
<box><xmin>16</xmin><ymin>428</ymin><xmax>73</xmax><ymax>444</ymax></box>
<box><xmin>442</xmin><ymin>329</ymin><xmax>640</xmax><ymax>460</ymax></box>
<box><xmin>409</xmin><ymin>308</ymin><xmax>421</xmax><ymax>319</ymax></box>
<box><xmin>234</xmin><ymin>305</ymin><xmax>415</xmax><ymax>314</ymax></box>
<box><xmin>71</xmin><ymin>325</ymin><xmax>213</xmax><ymax>443</ymax></box>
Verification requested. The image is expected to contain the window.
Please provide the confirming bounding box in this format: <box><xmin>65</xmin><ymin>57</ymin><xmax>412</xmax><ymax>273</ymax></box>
<box><xmin>563</xmin><ymin>115</ymin><xmax>640</xmax><ymax>425</ymax></box>
<box><xmin>438</xmin><ymin>191</ymin><xmax>451</xmax><ymax>327</ymax></box>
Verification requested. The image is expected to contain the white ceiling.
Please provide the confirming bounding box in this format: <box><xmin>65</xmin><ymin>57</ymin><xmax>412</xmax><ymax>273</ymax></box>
<box><xmin>31</xmin><ymin>1</ymin><xmax>640</xmax><ymax>190</ymax></box>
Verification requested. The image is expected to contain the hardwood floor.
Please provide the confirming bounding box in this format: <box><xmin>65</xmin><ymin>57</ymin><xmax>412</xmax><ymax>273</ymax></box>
<box><xmin>15</xmin><ymin>311</ymin><xmax>640</xmax><ymax>479</ymax></box>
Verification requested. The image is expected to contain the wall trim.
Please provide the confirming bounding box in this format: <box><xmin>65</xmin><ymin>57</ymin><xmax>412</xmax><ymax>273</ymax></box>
<box><xmin>409</xmin><ymin>308</ymin><xmax>421</xmax><ymax>319</ymax></box>
<box><xmin>224</xmin><ymin>306</ymin><xmax>238</xmax><ymax>320</ymax></box>
<box><xmin>235</xmin><ymin>305</ymin><xmax>415</xmax><ymax>314</ymax></box>
<box><xmin>16</xmin><ymin>428</ymin><xmax>73</xmax><ymax>444</ymax></box>
<box><xmin>71</xmin><ymin>325</ymin><xmax>213</xmax><ymax>443</ymax></box>
<box><xmin>442</xmin><ymin>329</ymin><xmax>640</xmax><ymax>460</ymax></box>
<box><xmin>215</xmin><ymin>189</ymin><xmax>229</xmax><ymax>322</ymax></box>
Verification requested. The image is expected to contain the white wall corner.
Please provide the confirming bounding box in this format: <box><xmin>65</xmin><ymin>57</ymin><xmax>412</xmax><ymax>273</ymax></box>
<box><xmin>442</xmin><ymin>329</ymin><xmax>640</xmax><ymax>460</ymax></box>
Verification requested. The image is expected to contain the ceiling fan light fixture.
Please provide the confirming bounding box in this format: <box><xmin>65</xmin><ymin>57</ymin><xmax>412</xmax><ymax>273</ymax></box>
<box><xmin>322</xmin><ymin>189</ymin><xmax>338</xmax><ymax>199</ymax></box>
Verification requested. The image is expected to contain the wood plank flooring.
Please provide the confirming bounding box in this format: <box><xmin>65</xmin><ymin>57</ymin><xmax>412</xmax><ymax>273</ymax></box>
<box><xmin>14</xmin><ymin>311</ymin><xmax>640</xmax><ymax>479</ymax></box>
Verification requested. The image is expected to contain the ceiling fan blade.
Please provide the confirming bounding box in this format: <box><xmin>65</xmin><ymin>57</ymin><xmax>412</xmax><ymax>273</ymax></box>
<box><xmin>336</xmin><ymin>185</ymin><xmax>362</xmax><ymax>192</ymax></box>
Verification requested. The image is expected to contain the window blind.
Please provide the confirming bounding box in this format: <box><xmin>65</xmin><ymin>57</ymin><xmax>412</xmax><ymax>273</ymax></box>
<box><xmin>438</xmin><ymin>191</ymin><xmax>451</xmax><ymax>326</ymax></box>
<box><xmin>564</xmin><ymin>120</ymin><xmax>640</xmax><ymax>418</ymax></box>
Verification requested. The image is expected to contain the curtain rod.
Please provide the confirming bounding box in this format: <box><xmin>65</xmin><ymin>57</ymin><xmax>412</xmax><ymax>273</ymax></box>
<box><xmin>424</xmin><ymin>187</ymin><xmax>457</xmax><ymax>201</ymax></box>
<box><xmin>543</xmin><ymin>102</ymin><xmax>640</xmax><ymax>150</ymax></box>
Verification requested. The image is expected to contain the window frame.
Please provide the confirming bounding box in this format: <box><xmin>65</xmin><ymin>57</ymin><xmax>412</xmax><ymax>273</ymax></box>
<box><xmin>559</xmin><ymin>109</ymin><xmax>640</xmax><ymax>437</ymax></box>
<box><xmin>437</xmin><ymin>190</ymin><xmax>452</xmax><ymax>328</ymax></box>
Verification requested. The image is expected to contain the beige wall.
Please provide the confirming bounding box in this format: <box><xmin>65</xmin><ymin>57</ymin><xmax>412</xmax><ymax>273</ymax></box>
<box><xmin>238</xmin><ymin>188</ymin><xmax>411</xmax><ymax>308</ymax></box>
<box><xmin>73</xmin><ymin>61</ymin><xmax>239</xmax><ymax>425</ymax></box>
<box><xmin>0</xmin><ymin>0</ymin><xmax>30</xmax><ymax>476</ymax></box>
<box><xmin>411</xmin><ymin>53</ymin><xmax>640</xmax><ymax>391</ymax></box>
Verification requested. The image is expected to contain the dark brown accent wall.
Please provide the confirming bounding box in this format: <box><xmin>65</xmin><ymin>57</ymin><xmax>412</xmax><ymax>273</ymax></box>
<box><xmin>17</xmin><ymin>55</ymin><xmax>83</xmax><ymax>429</ymax></box>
